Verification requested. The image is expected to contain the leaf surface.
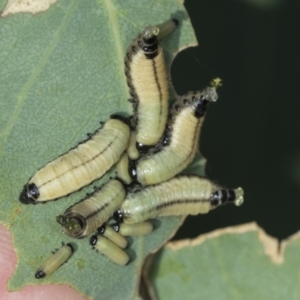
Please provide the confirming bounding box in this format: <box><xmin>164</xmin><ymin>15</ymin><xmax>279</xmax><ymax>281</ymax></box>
<box><xmin>147</xmin><ymin>223</ymin><xmax>300</xmax><ymax>300</ymax></box>
<box><xmin>0</xmin><ymin>0</ymin><xmax>197</xmax><ymax>298</ymax></box>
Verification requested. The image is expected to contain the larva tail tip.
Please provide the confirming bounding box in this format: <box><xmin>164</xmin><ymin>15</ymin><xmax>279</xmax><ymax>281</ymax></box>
<box><xmin>210</xmin><ymin>77</ymin><xmax>222</xmax><ymax>89</ymax></box>
<box><xmin>234</xmin><ymin>187</ymin><xmax>244</xmax><ymax>206</ymax></box>
<box><xmin>143</xmin><ymin>26</ymin><xmax>160</xmax><ymax>39</ymax></box>
<box><xmin>203</xmin><ymin>87</ymin><xmax>218</xmax><ymax>103</ymax></box>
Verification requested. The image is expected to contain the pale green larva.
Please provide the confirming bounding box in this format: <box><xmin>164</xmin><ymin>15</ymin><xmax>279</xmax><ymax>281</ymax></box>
<box><xmin>35</xmin><ymin>243</ymin><xmax>74</xmax><ymax>279</ymax></box>
<box><xmin>98</xmin><ymin>225</ymin><xmax>128</xmax><ymax>249</ymax></box>
<box><xmin>90</xmin><ymin>235</ymin><xmax>130</xmax><ymax>266</ymax></box>
<box><xmin>56</xmin><ymin>179</ymin><xmax>125</xmax><ymax>239</ymax></box>
<box><xmin>125</xmin><ymin>19</ymin><xmax>178</xmax><ymax>149</ymax></box>
<box><xmin>119</xmin><ymin>176</ymin><xmax>244</xmax><ymax>224</ymax></box>
<box><xmin>19</xmin><ymin>116</ymin><xmax>130</xmax><ymax>204</ymax></box>
<box><xmin>130</xmin><ymin>87</ymin><xmax>218</xmax><ymax>186</ymax></box>
<box><xmin>112</xmin><ymin>221</ymin><xmax>153</xmax><ymax>237</ymax></box>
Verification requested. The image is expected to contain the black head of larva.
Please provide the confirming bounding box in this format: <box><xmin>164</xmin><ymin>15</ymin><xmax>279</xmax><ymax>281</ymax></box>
<box><xmin>90</xmin><ymin>235</ymin><xmax>98</xmax><ymax>246</ymax></box>
<box><xmin>129</xmin><ymin>160</ymin><xmax>138</xmax><ymax>182</ymax></box>
<box><xmin>111</xmin><ymin>223</ymin><xmax>120</xmax><ymax>233</ymax></box>
<box><xmin>35</xmin><ymin>270</ymin><xmax>46</xmax><ymax>279</ymax></box>
<box><xmin>66</xmin><ymin>243</ymin><xmax>74</xmax><ymax>253</ymax></box>
<box><xmin>113</xmin><ymin>209</ymin><xmax>124</xmax><ymax>223</ymax></box>
<box><xmin>19</xmin><ymin>183</ymin><xmax>39</xmax><ymax>204</ymax></box>
<box><xmin>97</xmin><ymin>225</ymin><xmax>106</xmax><ymax>235</ymax></box>
<box><xmin>136</xmin><ymin>142</ymin><xmax>153</xmax><ymax>154</ymax></box>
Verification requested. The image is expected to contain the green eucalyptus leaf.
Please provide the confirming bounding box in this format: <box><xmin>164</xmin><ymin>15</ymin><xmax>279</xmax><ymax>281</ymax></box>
<box><xmin>147</xmin><ymin>223</ymin><xmax>300</xmax><ymax>300</ymax></box>
<box><xmin>0</xmin><ymin>0</ymin><xmax>197</xmax><ymax>298</ymax></box>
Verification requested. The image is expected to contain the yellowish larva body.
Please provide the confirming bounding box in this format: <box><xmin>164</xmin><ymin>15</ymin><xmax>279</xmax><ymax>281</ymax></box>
<box><xmin>120</xmin><ymin>176</ymin><xmax>244</xmax><ymax>224</ymax></box>
<box><xmin>125</xmin><ymin>20</ymin><xmax>178</xmax><ymax>148</ymax></box>
<box><xmin>35</xmin><ymin>243</ymin><xmax>74</xmax><ymax>279</ymax></box>
<box><xmin>131</xmin><ymin>88</ymin><xmax>218</xmax><ymax>186</ymax></box>
<box><xmin>113</xmin><ymin>221</ymin><xmax>153</xmax><ymax>237</ymax></box>
<box><xmin>56</xmin><ymin>179</ymin><xmax>125</xmax><ymax>239</ymax></box>
<box><xmin>136</xmin><ymin>107</ymin><xmax>202</xmax><ymax>185</ymax></box>
<box><xmin>98</xmin><ymin>225</ymin><xmax>128</xmax><ymax>249</ymax></box>
<box><xmin>20</xmin><ymin>118</ymin><xmax>130</xmax><ymax>204</ymax></box>
<box><xmin>90</xmin><ymin>235</ymin><xmax>129</xmax><ymax>266</ymax></box>
<box><xmin>157</xmin><ymin>19</ymin><xmax>179</xmax><ymax>40</ymax></box>
<box><xmin>129</xmin><ymin>48</ymin><xmax>168</xmax><ymax>146</ymax></box>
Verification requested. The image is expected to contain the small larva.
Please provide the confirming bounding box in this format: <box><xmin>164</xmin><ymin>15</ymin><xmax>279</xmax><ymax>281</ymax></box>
<box><xmin>56</xmin><ymin>179</ymin><xmax>125</xmax><ymax>239</ymax></box>
<box><xmin>119</xmin><ymin>176</ymin><xmax>244</xmax><ymax>224</ymax></box>
<box><xmin>98</xmin><ymin>224</ymin><xmax>128</xmax><ymax>249</ymax></box>
<box><xmin>125</xmin><ymin>19</ymin><xmax>178</xmax><ymax>149</ymax></box>
<box><xmin>112</xmin><ymin>221</ymin><xmax>153</xmax><ymax>237</ymax></box>
<box><xmin>90</xmin><ymin>235</ymin><xmax>130</xmax><ymax>266</ymax></box>
<box><xmin>19</xmin><ymin>116</ymin><xmax>130</xmax><ymax>204</ymax></box>
<box><xmin>35</xmin><ymin>243</ymin><xmax>74</xmax><ymax>279</ymax></box>
<box><xmin>130</xmin><ymin>86</ymin><xmax>218</xmax><ymax>186</ymax></box>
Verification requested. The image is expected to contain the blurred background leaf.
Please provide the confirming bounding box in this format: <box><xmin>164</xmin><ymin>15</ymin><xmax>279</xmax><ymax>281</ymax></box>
<box><xmin>148</xmin><ymin>223</ymin><xmax>300</xmax><ymax>300</ymax></box>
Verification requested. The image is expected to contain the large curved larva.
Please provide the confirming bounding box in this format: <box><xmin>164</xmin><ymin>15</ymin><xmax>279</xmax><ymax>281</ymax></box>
<box><xmin>90</xmin><ymin>235</ymin><xmax>130</xmax><ymax>266</ymax></box>
<box><xmin>130</xmin><ymin>87</ymin><xmax>218</xmax><ymax>186</ymax></box>
<box><xmin>35</xmin><ymin>243</ymin><xmax>74</xmax><ymax>279</ymax></box>
<box><xmin>125</xmin><ymin>19</ymin><xmax>178</xmax><ymax>148</ymax></box>
<box><xmin>56</xmin><ymin>179</ymin><xmax>125</xmax><ymax>239</ymax></box>
<box><xmin>120</xmin><ymin>176</ymin><xmax>244</xmax><ymax>224</ymax></box>
<box><xmin>19</xmin><ymin>117</ymin><xmax>130</xmax><ymax>204</ymax></box>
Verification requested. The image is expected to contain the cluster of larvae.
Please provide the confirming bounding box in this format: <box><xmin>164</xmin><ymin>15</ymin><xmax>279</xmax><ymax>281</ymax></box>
<box><xmin>19</xmin><ymin>19</ymin><xmax>244</xmax><ymax>279</ymax></box>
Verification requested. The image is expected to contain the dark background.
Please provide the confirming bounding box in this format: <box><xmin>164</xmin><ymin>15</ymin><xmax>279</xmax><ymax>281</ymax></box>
<box><xmin>173</xmin><ymin>0</ymin><xmax>300</xmax><ymax>241</ymax></box>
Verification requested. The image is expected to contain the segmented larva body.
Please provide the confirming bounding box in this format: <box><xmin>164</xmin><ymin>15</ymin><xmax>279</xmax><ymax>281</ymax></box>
<box><xmin>112</xmin><ymin>221</ymin><xmax>153</xmax><ymax>237</ymax></box>
<box><xmin>98</xmin><ymin>225</ymin><xmax>128</xmax><ymax>249</ymax></box>
<box><xmin>120</xmin><ymin>176</ymin><xmax>244</xmax><ymax>224</ymax></box>
<box><xmin>19</xmin><ymin>117</ymin><xmax>130</xmax><ymax>204</ymax></box>
<box><xmin>56</xmin><ymin>179</ymin><xmax>125</xmax><ymax>239</ymax></box>
<box><xmin>130</xmin><ymin>87</ymin><xmax>218</xmax><ymax>186</ymax></box>
<box><xmin>90</xmin><ymin>235</ymin><xmax>130</xmax><ymax>266</ymax></box>
<box><xmin>35</xmin><ymin>243</ymin><xmax>74</xmax><ymax>279</ymax></box>
<box><xmin>125</xmin><ymin>19</ymin><xmax>177</xmax><ymax>148</ymax></box>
